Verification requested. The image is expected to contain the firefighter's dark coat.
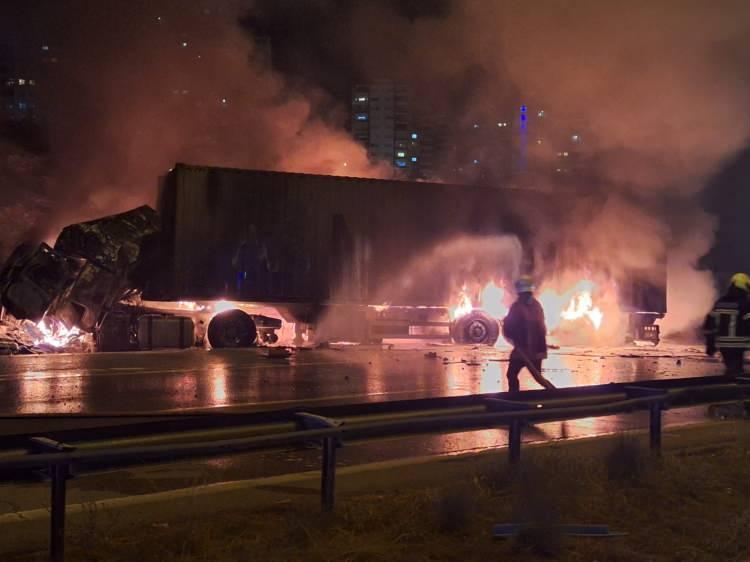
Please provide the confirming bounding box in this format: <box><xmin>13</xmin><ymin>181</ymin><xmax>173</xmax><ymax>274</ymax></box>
<box><xmin>503</xmin><ymin>296</ymin><xmax>548</xmax><ymax>360</ymax></box>
<box><xmin>703</xmin><ymin>286</ymin><xmax>750</xmax><ymax>353</ymax></box>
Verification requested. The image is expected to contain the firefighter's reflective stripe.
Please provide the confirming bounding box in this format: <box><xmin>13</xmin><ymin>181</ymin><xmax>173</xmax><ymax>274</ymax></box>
<box><xmin>716</xmin><ymin>336</ymin><xmax>750</xmax><ymax>349</ymax></box>
<box><xmin>711</xmin><ymin>308</ymin><xmax>740</xmax><ymax>338</ymax></box>
<box><xmin>708</xmin><ymin>306</ymin><xmax>750</xmax><ymax>348</ymax></box>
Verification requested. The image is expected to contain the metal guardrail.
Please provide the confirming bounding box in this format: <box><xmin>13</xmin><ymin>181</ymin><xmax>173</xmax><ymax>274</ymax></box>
<box><xmin>2</xmin><ymin>378</ymin><xmax>749</xmax><ymax>562</ymax></box>
<box><xmin>0</xmin><ymin>374</ymin><xmax>736</xmax><ymax>451</ymax></box>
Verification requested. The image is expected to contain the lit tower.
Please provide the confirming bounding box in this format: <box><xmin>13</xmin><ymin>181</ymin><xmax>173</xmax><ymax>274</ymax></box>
<box><xmin>518</xmin><ymin>104</ymin><xmax>528</xmax><ymax>172</ymax></box>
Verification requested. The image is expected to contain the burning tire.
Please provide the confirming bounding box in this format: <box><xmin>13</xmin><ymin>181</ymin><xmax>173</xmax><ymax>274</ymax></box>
<box><xmin>207</xmin><ymin>309</ymin><xmax>257</xmax><ymax>348</ymax></box>
<box><xmin>450</xmin><ymin>311</ymin><xmax>500</xmax><ymax>346</ymax></box>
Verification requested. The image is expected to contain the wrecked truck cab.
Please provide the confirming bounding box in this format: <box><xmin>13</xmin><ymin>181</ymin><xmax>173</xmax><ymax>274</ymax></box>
<box><xmin>0</xmin><ymin>206</ymin><xmax>161</xmax><ymax>336</ymax></box>
<box><xmin>0</xmin><ymin>243</ymin><xmax>85</xmax><ymax>323</ymax></box>
<box><xmin>55</xmin><ymin>205</ymin><xmax>160</xmax><ymax>277</ymax></box>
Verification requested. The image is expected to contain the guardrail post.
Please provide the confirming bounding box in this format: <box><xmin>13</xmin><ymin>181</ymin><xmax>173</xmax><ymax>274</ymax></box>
<box><xmin>28</xmin><ymin>438</ymin><xmax>76</xmax><ymax>562</ymax></box>
<box><xmin>293</xmin><ymin>413</ymin><xmax>343</xmax><ymax>512</ymax></box>
<box><xmin>321</xmin><ymin>437</ymin><xmax>337</xmax><ymax>512</ymax></box>
<box><xmin>649</xmin><ymin>403</ymin><xmax>662</xmax><ymax>453</ymax></box>
<box><xmin>50</xmin><ymin>461</ymin><xmax>71</xmax><ymax>562</ymax></box>
<box><xmin>508</xmin><ymin>419</ymin><xmax>522</xmax><ymax>464</ymax></box>
<box><xmin>484</xmin><ymin>398</ymin><xmax>529</xmax><ymax>465</ymax></box>
<box><xmin>624</xmin><ymin>387</ymin><xmax>668</xmax><ymax>456</ymax></box>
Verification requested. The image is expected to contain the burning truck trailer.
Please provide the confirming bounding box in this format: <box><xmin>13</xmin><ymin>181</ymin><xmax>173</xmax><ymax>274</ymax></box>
<box><xmin>0</xmin><ymin>164</ymin><xmax>665</xmax><ymax>352</ymax></box>
<box><xmin>141</xmin><ymin>164</ymin><xmax>665</xmax><ymax>348</ymax></box>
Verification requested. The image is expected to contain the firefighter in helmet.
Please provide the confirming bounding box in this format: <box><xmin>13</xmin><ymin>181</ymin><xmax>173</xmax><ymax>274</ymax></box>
<box><xmin>704</xmin><ymin>272</ymin><xmax>750</xmax><ymax>375</ymax></box>
<box><xmin>502</xmin><ymin>276</ymin><xmax>557</xmax><ymax>395</ymax></box>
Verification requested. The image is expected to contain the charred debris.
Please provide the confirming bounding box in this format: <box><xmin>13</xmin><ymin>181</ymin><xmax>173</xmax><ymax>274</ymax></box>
<box><xmin>0</xmin><ymin>206</ymin><xmax>158</xmax><ymax>353</ymax></box>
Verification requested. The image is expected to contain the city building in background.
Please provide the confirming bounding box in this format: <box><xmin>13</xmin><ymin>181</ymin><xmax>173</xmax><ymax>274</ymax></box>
<box><xmin>1</xmin><ymin>43</ymin><xmax>38</xmax><ymax>122</ymax></box>
<box><xmin>351</xmin><ymin>81</ymin><xmax>448</xmax><ymax>179</ymax></box>
<box><xmin>350</xmin><ymin>83</ymin><xmax>586</xmax><ymax>186</ymax></box>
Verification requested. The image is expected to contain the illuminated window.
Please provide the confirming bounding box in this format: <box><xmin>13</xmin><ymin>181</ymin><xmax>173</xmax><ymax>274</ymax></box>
<box><xmin>355</xmin><ymin>96</ymin><xmax>367</xmax><ymax>102</ymax></box>
<box><xmin>180</xmin><ymin>41</ymin><xmax>188</xmax><ymax>48</ymax></box>
<box><xmin>395</xmin><ymin>160</ymin><xmax>407</xmax><ymax>168</ymax></box>
<box><xmin>41</xmin><ymin>45</ymin><xmax>50</xmax><ymax>51</ymax></box>
<box><xmin>355</xmin><ymin>114</ymin><xmax>368</xmax><ymax>121</ymax></box>
<box><xmin>411</xmin><ymin>133</ymin><xmax>418</xmax><ymax>139</ymax></box>
<box><xmin>396</xmin><ymin>151</ymin><xmax>406</xmax><ymax>158</ymax></box>
<box><xmin>28</xmin><ymin>80</ymin><xmax>35</xmax><ymax>86</ymax></box>
<box><xmin>538</xmin><ymin>110</ymin><xmax>545</xmax><ymax>117</ymax></box>
<box><xmin>571</xmin><ymin>134</ymin><xmax>581</xmax><ymax>142</ymax></box>
<box><xmin>411</xmin><ymin>156</ymin><xmax>417</xmax><ymax>162</ymax></box>
<box><xmin>520</xmin><ymin>105</ymin><xmax>527</xmax><ymax>112</ymax></box>
<box><xmin>473</xmin><ymin>159</ymin><xmax>480</xmax><ymax>164</ymax></box>
<box><xmin>17</xmin><ymin>79</ymin><xmax>25</xmax><ymax>85</ymax></box>
<box><xmin>473</xmin><ymin>123</ymin><xmax>479</xmax><ymax>129</ymax></box>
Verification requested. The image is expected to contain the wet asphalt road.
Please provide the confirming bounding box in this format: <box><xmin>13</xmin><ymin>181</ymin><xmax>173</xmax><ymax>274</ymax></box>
<box><xmin>0</xmin><ymin>342</ymin><xmax>723</xmax><ymax>415</ymax></box>
<box><xmin>0</xmin><ymin>342</ymin><xmax>728</xmax><ymax>513</ymax></box>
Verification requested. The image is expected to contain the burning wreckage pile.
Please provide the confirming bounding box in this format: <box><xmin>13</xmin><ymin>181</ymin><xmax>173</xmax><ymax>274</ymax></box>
<box><xmin>0</xmin><ymin>206</ymin><xmax>160</xmax><ymax>354</ymax></box>
<box><xmin>0</xmin><ymin>206</ymin><xmax>284</xmax><ymax>354</ymax></box>
<box><xmin>0</xmin><ymin>315</ymin><xmax>90</xmax><ymax>355</ymax></box>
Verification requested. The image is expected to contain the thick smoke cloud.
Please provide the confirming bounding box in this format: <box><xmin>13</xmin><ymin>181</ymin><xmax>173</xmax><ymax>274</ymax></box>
<box><xmin>247</xmin><ymin>0</ymin><xmax>750</xmax><ymax>334</ymax></box>
<box><xmin>3</xmin><ymin>0</ymin><xmax>749</xmax><ymax>336</ymax></box>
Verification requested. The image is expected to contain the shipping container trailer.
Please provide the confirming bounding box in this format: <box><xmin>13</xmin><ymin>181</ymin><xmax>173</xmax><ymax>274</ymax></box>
<box><xmin>144</xmin><ymin>164</ymin><xmax>666</xmax><ymax>346</ymax></box>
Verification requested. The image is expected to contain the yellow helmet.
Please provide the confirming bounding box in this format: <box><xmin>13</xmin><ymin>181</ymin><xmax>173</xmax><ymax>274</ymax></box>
<box><xmin>730</xmin><ymin>272</ymin><xmax>750</xmax><ymax>292</ymax></box>
<box><xmin>514</xmin><ymin>275</ymin><xmax>535</xmax><ymax>293</ymax></box>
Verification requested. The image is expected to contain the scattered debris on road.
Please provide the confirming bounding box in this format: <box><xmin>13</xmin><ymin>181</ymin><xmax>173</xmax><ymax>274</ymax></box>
<box><xmin>266</xmin><ymin>347</ymin><xmax>293</xmax><ymax>359</ymax></box>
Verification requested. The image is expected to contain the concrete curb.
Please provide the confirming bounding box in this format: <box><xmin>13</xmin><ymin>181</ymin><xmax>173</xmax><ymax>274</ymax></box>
<box><xmin>0</xmin><ymin>420</ymin><xmax>743</xmax><ymax>556</ymax></box>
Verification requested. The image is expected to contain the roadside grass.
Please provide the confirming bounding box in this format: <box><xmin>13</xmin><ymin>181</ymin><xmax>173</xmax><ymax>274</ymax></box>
<box><xmin>9</xmin><ymin>426</ymin><xmax>750</xmax><ymax>561</ymax></box>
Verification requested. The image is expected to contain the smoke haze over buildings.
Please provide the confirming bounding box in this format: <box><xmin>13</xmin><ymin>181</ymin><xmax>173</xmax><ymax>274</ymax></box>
<box><xmin>248</xmin><ymin>0</ymin><xmax>749</xmax><ymax>333</ymax></box>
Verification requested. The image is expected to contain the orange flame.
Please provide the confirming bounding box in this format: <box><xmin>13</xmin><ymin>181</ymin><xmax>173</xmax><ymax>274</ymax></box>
<box><xmin>448</xmin><ymin>285</ymin><xmax>474</xmax><ymax>320</ymax></box>
<box><xmin>479</xmin><ymin>281</ymin><xmax>508</xmax><ymax>319</ymax></box>
<box><xmin>35</xmin><ymin>317</ymin><xmax>84</xmax><ymax>348</ymax></box>
<box><xmin>561</xmin><ymin>291</ymin><xmax>603</xmax><ymax>329</ymax></box>
<box><xmin>449</xmin><ymin>277</ymin><xmax>609</xmax><ymax>337</ymax></box>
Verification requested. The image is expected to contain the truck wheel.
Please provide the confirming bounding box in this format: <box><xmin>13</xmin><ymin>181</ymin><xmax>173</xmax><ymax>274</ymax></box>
<box><xmin>451</xmin><ymin>311</ymin><xmax>500</xmax><ymax>346</ymax></box>
<box><xmin>208</xmin><ymin>309</ymin><xmax>257</xmax><ymax>348</ymax></box>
